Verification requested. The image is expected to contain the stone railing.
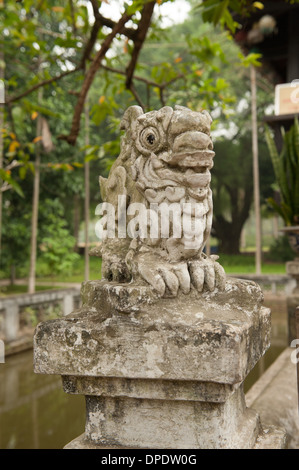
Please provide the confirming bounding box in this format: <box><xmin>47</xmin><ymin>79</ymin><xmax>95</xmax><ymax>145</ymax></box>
<box><xmin>230</xmin><ymin>274</ymin><xmax>295</xmax><ymax>295</ymax></box>
<box><xmin>0</xmin><ymin>276</ymin><xmax>290</xmax><ymax>345</ymax></box>
<box><xmin>0</xmin><ymin>288</ymin><xmax>81</xmax><ymax>343</ymax></box>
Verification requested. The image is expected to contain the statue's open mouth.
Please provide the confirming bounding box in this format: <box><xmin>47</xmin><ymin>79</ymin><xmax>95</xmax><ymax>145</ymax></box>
<box><xmin>156</xmin><ymin>148</ymin><xmax>213</xmax><ymax>198</ymax></box>
<box><xmin>157</xmin><ymin>130</ymin><xmax>215</xmax><ymax>194</ymax></box>
<box><xmin>154</xmin><ymin>162</ymin><xmax>211</xmax><ymax>194</ymax></box>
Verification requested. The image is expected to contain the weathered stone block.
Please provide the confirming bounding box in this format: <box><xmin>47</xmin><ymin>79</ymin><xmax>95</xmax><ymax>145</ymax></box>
<box><xmin>82</xmin><ymin>388</ymin><xmax>260</xmax><ymax>449</ymax></box>
<box><xmin>34</xmin><ymin>278</ymin><xmax>270</xmax><ymax>385</ymax></box>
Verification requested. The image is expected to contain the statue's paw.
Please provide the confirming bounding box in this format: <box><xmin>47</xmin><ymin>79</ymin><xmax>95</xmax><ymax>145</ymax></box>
<box><xmin>188</xmin><ymin>255</ymin><xmax>226</xmax><ymax>293</ymax></box>
<box><xmin>137</xmin><ymin>262</ymin><xmax>176</xmax><ymax>297</ymax></box>
<box><xmin>134</xmin><ymin>253</ymin><xmax>226</xmax><ymax>297</ymax></box>
<box><xmin>136</xmin><ymin>256</ymin><xmax>190</xmax><ymax>297</ymax></box>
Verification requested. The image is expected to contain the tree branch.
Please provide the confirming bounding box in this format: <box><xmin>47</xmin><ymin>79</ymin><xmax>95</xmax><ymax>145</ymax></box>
<box><xmin>0</xmin><ymin>160</ymin><xmax>22</xmax><ymax>193</ymax></box>
<box><xmin>69</xmin><ymin>0</ymin><xmax>77</xmax><ymax>36</ymax></box>
<box><xmin>6</xmin><ymin>1</ymin><xmax>142</xmax><ymax>108</ymax></box>
<box><xmin>101</xmin><ymin>64</ymin><xmax>184</xmax><ymax>91</ymax></box>
<box><xmin>125</xmin><ymin>1</ymin><xmax>156</xmax><ymax>90</ymax></box>
<box><xmin>60</xmin><ymin>11</ymin><xmax>133</xmax><ymax>145</ymax></box>
<box><xmin>79</xmin><ymin>17</ymin><xmax>102</xmax><ymax>69</ymax></box>
<box><xmin>5</xmin><ymin>160</ymin><xmax>21</xmax><ymax>172</ymax></box>
<box><xmin>100</xmin><ymin>63</ymin><xmax>184</xmax><ymax>109</ymax></box>
<box><xmin>89</xmin><ymin>0</ymin><xmax>137</xmax><ymax>40</ymax></box>
<box><xmin>158</xmin><ymin>87</ymin><xmax>165</xmax><ymax>107</ymax></box>
<box><xmin>128</xmin><ymin>83</ymin><xmax>145</xmax><ymax>109</ymax></box>
<box><xmin>101</xmin><ymin>64</ymin><xmax>160</xmax><ymax>87</ymax></box>
<box><xmin>6</xmin><ymin>66</ymin><xmax>81</xmax><ymax>104</ymax></box>
<box><xmin>6</xmin><ymin>4</ymin><xmax>135</xmax><ymax>105</ymax></box>
<box><xmin>0</xmin><ymin>182</ymin><xmax>12</xmax><ymax>193</ymax></box>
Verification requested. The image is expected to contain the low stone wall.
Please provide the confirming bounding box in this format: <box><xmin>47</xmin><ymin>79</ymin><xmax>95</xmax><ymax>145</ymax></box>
<box><xmin>246</xmin><ymin>347</ymin><xmax>299</xmax><ymax>449</ymax></box>
<box><xmin>231</xmin><ymin>274</ymin><xmax>295</xmax><ymax>295</ymax></box>
<box><xmin>0</xmin><ymin>288</ymin><xmax>81</xmax><ymax>347</ymax></box>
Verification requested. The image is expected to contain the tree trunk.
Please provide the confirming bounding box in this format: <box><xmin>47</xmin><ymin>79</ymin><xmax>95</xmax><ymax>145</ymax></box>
<box><xmin>73</xmin><ymin>194</ymin><xmax>81</xmax><ymax>252</ymax></box>
<box><xmin>0</xmin><ymin>19</ymin><xmax>4</xmax><ymax>259</ymax></box>
<box><xmin>214</xmin><ymin>219</ymin><xmax>243</xmax><ymax>255</ymax></box>
<box><xmin>250</xmin><ymin>65</ymin><xmax>262</xmax><ymax>274</ymax></box>
<box><xmin>10</xmin><ymin>264</ymin><xmax>16</xmax><ymax>286</ymax></box>
<box><xmin>218</xmin><ymin>235</ymin><xmax>241</xmax><ymax>255</ymax></box>
<box><xmin>28</xmin><ymin>87</ymin><xmax>42</xmax><ymax>294</ymax></box>
<box><xmin>84</xmin><ymin>97</ymin><xmax>90</xmax><ymax>282</ymax></box>
<box><xmin>213</xmin><ymin>187</ymin><xmax>252</xmax><ymax>256</ymax></box>
<box><xmin>213</xmin><ymin>172</ymin><xmax>253</xmax><ymax>255</ymax></box>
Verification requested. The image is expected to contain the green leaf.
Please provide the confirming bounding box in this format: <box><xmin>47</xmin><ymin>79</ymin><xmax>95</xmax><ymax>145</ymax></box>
<box><xmin>239</xmin><ymin>52</ymin><xmax>262</xmax><ymax>68</ymax></box>
<box><xmin>285</xmin><ymin>127</ymin><xmax>296</xmax><ymax>168</ymax></box>
<box><xmin>293</xmin><ymin>116</ymin><xmax>299</xmax><ymax>163</ymax></box>
<box><xmin>221</xmin><ymin>9</ymin><xmax>239</xmax><ymax>34</ymax></box>
<box><xmin>84</xmin><ymin>153</ymin><xmax>97</xmax><ymax>163</ymax></box>
<box><xmin>85</xmin><ymin>145</ymin><xmax>100</xmax><ymax>156</ymax></box>
<box><xmin>19</xmin><ymin>165</ymin><xmax>26</xmax><ymax>180</ymax></box>
<box><xmin>54</xmin><ymin>37</ymin><xmax>79</xmax><ymax>48</ymax></box>
<box><xmin>265</xmin><ymin>125</ymin><xmax>280</xmax><ymax>182</ymax></box>
<box><xmin>22</xmin><ymin>99</ymin><xmax>61</xmax><ymax>118</ymax></box>
<box><xmin>212</xmin><ymin>0</ymin><xmax>230</xmax><ymax>26</ymax></box>
<box><xmin>0</xmin><ymin>170</ymin><xmax>24</xmax><ymax>197</ymax></box>
<box><xmin>294</xmin><ymin>165</ymin><xmax>299</xmax><ymax>220</ymax></box>
<box><xmin>267</xmin><ymin>197</ymin><xmax>290</xmax><ymax>225</ymax></box>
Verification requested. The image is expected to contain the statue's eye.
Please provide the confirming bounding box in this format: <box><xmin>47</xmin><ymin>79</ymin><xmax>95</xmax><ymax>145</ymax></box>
<box><xmin>140</xmin><ymin>126</ymin><xmax>159</xmax><ymax>150</ymax></box>
<box><xmin>147</xmin><ymin>134</ymin><xmax>155</xmax><ymax>145</ymax></box>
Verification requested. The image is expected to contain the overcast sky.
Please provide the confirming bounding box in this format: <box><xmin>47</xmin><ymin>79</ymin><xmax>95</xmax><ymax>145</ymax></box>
<box><xmin>99</xmin><ymin>0</ymin><xmax>191</xmax><ymax>27</ymax></box>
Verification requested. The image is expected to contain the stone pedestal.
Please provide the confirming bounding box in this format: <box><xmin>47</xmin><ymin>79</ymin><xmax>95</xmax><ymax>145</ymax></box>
<box><xmin>286</xmin><ymin>258</ymin><xmax>299</xmax><ymax>343</ymax></box>
<box><xmin>33</xmin><ymin>277</ymin><xmax>287</xmax><ymax>449</ymax></box>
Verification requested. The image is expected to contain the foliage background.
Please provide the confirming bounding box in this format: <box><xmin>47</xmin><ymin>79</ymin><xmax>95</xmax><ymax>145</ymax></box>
<box><xmin>0</xmin><ymin>0</ymin><xmax>284</xmax><ymax>281</ymax></box>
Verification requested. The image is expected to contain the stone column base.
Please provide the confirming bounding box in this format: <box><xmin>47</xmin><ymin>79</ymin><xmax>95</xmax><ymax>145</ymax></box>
<box><xmin>62</xmin><ymin>376</ymin><xmax>262</xmax><ymax>449</ymax></box>
<box><xmin>64</xmin><ymin>426</ymin><xmax>287</xmax><ymax>450</ymax></box>
<box><xmin>34</xmin><ymin>278</ymin><xmax>288</xmax><ymax>449</ymax></box>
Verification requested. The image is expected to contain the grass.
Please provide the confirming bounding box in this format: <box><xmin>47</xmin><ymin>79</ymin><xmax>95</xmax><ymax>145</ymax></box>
<box><xmin>0</xmin><ymin>257</ymin><xmax>102</xmax><ymax>297</ymax></box>
<box><xmin>0</xmin><ymin>284</ymin><xmax>60</xmax><ymax>297</ymax></box>
<box><xmin>36</xmin><ymin>255</ymin><xmax>102</xmax><ymax>283</ymax></box>
<box><xmin>219</xmin><ymin>254</ymin><xmax>286</xmax><ymax>275</ymax></box>
<box><xmin>37</xmin><ymin>253</ymin><xmax>286</xmax><ymax>281</ymax></box>
<box><xmin>1</xmin><ymin>253</ymin><xmax>287</xmax><ymax>297</ymax></box>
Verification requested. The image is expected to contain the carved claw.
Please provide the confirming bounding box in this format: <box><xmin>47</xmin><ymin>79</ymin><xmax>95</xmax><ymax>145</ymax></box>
<box><xmin>133</xmin><ymin>252</ymin><xmax>190</xmax><ymax>297</ymax></box>
<box><xmin>136</xmin><ymin>262</ymin><xmax>166</xmax><ymax>297</ymax></box>
<box><xmin>132</xmin><ymin>252</ymin><xmax>225</xmax><ymax>298</ymax></box>
<box><xmin>159</xmin><ymin>266</ymin><xmax>180</xmax><ymax>296</ymax></box>
<box><xmin>188</xmin><ymin>255</ymin><xmax>226</xmax><ymax>292</ymax></box>
<box><xmin>173</xmin><ymin>263</ymin><xmax>191</xmax><ymax>294</ymax></box>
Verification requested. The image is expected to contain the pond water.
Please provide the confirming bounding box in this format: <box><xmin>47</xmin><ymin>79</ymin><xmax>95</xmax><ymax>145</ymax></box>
<box><xmin>244</xmin><ymin>294</ymin><xmax>289</xmax><ymax>393</ymax></box>
<box><xmin>0</xmin><ymin>294</ymin><xmax>289</xmax><ymax>449</ymax></box>
<box><xmin>0</xmin><ymin>350</ymin><xmax>85</xmax><ymax>449</ymax></box>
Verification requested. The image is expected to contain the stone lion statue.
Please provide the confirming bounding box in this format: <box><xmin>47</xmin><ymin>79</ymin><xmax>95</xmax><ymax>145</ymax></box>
<box><xmin>98</xmin><ymin>105</ymin><xmax>226</xmax><ymax>298</ymax></box>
